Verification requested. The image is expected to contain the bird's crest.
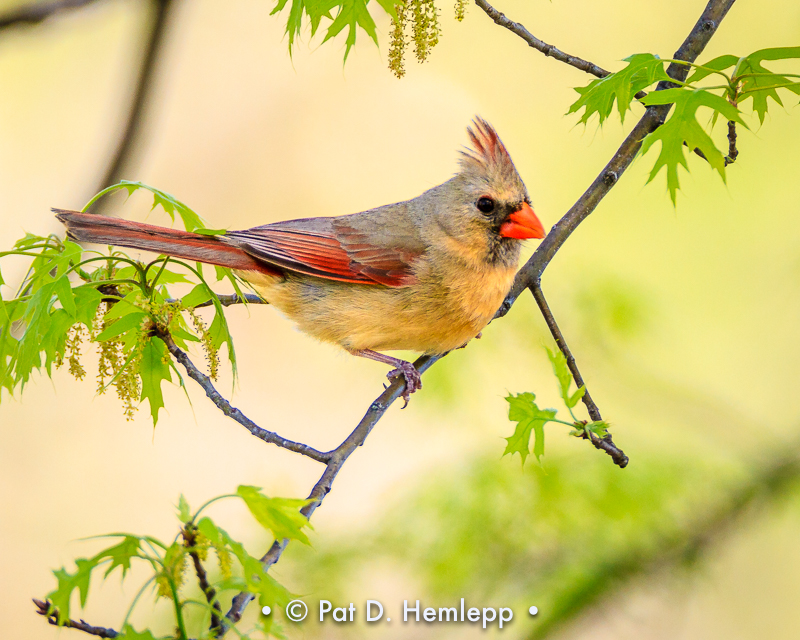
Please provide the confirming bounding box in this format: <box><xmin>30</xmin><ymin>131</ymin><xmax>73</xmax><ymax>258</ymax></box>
<box><xmin>458</xmin><ymin>117</ymin><xmax>519</xmax><ymax>183</ymax></box>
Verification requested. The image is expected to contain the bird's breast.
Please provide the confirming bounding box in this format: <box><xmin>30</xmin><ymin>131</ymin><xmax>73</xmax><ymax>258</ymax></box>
<box><xmin>241</xmin><ymin>259</ymin><xmax>517</xmax><ymax>355</ymax></box>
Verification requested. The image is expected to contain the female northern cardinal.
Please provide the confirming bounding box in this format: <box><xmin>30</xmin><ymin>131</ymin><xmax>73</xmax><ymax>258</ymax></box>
<box><xmin>56</xmin><ymin>118</ymin><xmax>545</xmax><ymax>402</ymax></box>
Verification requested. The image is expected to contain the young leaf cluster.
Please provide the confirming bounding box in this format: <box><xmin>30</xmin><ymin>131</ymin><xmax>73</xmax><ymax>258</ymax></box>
<box><xmin>568</xmin><ymin>48</ymin><xmax>800</xmax><ymax>203</ymax></box>
<box><xmin>0</xmin><ymin>182</ymin><xmax>252</xmax><ymax>425</ymax></box>
<box><xmin>271</xmin><ymin>0</ymin><xmax>400</xmax><ymax>62</ymax></box>
<box><xmin>503</xmin><ymin>346</ymin><xmax>608</xmax><ymax>466</ymax></box>
<box><xmin>41</xmin><ymin>487</ymin><xmax>313</xmax><ymax>640</ymax></box>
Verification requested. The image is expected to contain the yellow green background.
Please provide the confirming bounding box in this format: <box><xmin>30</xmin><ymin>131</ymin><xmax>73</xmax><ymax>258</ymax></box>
<box><xmin>1</xmin><ymin>0</ymin><xmax>800</xmax><ymax>638</ymax></box>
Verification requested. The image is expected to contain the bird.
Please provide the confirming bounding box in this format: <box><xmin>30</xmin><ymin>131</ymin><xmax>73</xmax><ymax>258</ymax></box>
<box><xmin>56</xmin><ymin>118</ymin><xmax>545</xmax><ymax>404</ymax></box>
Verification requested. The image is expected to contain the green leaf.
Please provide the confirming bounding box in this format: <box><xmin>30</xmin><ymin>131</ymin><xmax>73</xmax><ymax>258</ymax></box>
<box><xmin>734</xmin><ymin>48</ymin><xmax>800</xmax><ymax>124</ymax></box>
<box><xmin>545</xmin><ymin>347</ymin><xmax>586</xmax><ymax>409</ymax></box>
<box><xmin>180</xmin><ymin>284</ymin><xmax>213</xmax><ymax>309</ymax></box>
<box><xmin>104</xmin><ymin>290</ymin><xmax>146</xmax><ymax>321</ymax></box>
<box><xmin>236</xmin><ymin>485</ymin><xmax>313</xmax><ymax>545</ymax></box>
<box><xmin>139</xmin><ymin>337</ymin><xmax>172</xmax><ymax>425</ymax></box>
<box><xmin>322</xmin><ymin>0</ymin><xmax>377</xmax><ymax>62</ymax></box>
<box><xmin>570</xmin><ymin>420</ymin><xmax>610</xmax><ymax>439</ymax></box>
<box><xmin>373</xmin><ymin>0</ymin><xmax>398</xmax><ymax>20</ymax></box>
<box><xmin>568</xmin><ymin>53</ymin><xmax>672</xmax><ymax>125</ymax></box>
<box><xmin>567</xmin><ymin>385</ymin><xmax>586</xmax><ymax>409</ymax></box>
<box><xmin>208</xmin><ymin>307</ymin><xmax>237</xmax><ymax>375</ymax></box>
<box><xmin>72</xmin><ymin>286</ymin><xmax>104</xmax><ymax>327</ymax></box>
<box><xmin>503</xmin><ymin>393</ymin><xmax>558</xmax><ymax>465</ymax></box>
<box><xmin>46</xmin><ymin>558</ymin><xmax>97</xmax><ymax>624</ymax></box>
<box><xmin>220</xmin><ymin>530</ymin><xmax>292</xmax><ymax>608</ymax></box>
<box><xmin>149</xmin><ymin>267</ymin><xmax>192</xmax><ymax>285</ymax></box>
<box><xmin>94</xmin><ymin>312</ymin><xmax>147</xmax><ymax>343</ymax></box>
<box><xmin>93</xmin><ymin>535</ymin><xmax>141</xmax><ymax>579</ymax></box>
<box><xmin>195</xmin><ymin>515</ymin><xmax>291</xmax><ymax>607</ymax></box>
<box><xmin>640</xmin><ymin>88</ymin><xmax>746</xmax><ymax>204</ymax></box>
<box><xmin>196</xmin><ymin>516</ymin><xmax>223</xmax><ymax>545</ymax></box>
<box><xmin>117</xmin><ymin>624</ymin><xmax>160</xmax><ymax>640</ymax></box>
<box><xmin>545</xmin><ymin>347</ymin><xmax>573</xmax><ymax>404</ymax></box>
<box><xmin>177</xmin><ymin>495</ymin><xmax>191</xmax><ymax>523</ymax></box>
<box><xmin>686</xmin><ymin>54</ymin><xmax>738</xmax><ymax>83</ymax></box>
<box><xmin>586</xmin><ymin>420</ymin><xmax>610</xmax><ymax>438</ymax></box>
<box><xmin>82</xmin><ymin>181</ymin><xmax>205</xmax><ymax>233</ymax></box>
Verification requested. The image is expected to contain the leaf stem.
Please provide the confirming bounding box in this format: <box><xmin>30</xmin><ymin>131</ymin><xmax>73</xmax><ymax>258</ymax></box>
<box><xmin>120</xmin><ymin>576</ymin><xmax>156</xmax><ymax>630</ymax></box>
<box><xmin>191</xmin><ymin>494</ymin><xmax>239</xmax><ymax>523</ymax></box>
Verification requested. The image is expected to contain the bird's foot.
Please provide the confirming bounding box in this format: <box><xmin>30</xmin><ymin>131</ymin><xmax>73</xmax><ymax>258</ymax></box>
<box><xmin>387</xmin><ymin>361</ymin><xmax>422</xmax><ymax>408</ymax></box>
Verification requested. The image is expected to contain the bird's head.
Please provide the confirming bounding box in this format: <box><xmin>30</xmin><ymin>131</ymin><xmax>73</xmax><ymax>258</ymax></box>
<box><xmin>436</xmin><ymin>118</ymin><xmax>545</xmax><ymax>267</ymax></box>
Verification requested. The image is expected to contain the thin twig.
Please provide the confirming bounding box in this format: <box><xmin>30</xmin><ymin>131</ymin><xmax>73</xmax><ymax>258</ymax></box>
<box><xmin>33</xmin><ymin>599</ymin><xmax>119</xmax><ymax>638</ymax></box>
<box><xmin>530</xmin><ymin>282</ymin><xmax>628</xmax><ymax>467</ymax></box>
<box><xmin>0</xmin><ymin>0</ymin><xmax>98</xmax><ymax>29</ymax></box>
<box><xmin>92</xmin><ymin>0</ymin><xmax>175</xmax><ymax>211</ymax></box>
<box><xmin>183</xmin><ymin>524</ymin><xmax>222</xmax><ymax>632</ymax></box>
<box><xmin>219</xmin><ymin>353</ymin><xmax>443</xmax><ymax>635</ymax></box>
<box><xmin>158</xmin><ymin>330</ymin><xmax>331</xmax><ymax>464</ymax></box>
<box><xmin>725</xmin><ymin>120</ymin><xmax>738</xmax><ymax>165</ymax></box>
<box><xmin>166</xmin><ymin>293</ymin><xmax>267</xmax><ymax>308</ymax></box>
<box><xmin>473</xmin><ymin>0</ymin><xmax>611</xmax><ymax>79</ymax></box>
<box><xmin>206</xmin><ymin>293</ymin><xmax>266</xmax><ymax>308</ymax></box>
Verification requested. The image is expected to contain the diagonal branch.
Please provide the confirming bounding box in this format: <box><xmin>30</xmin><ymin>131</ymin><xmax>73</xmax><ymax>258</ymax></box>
<box><xmin>158</xmin><ymin>330</ymin><xmax>331</xmax><ymax>464</ymax></box>
<box><xmin>506</xmin><ymin>0</ymin><xmax>736</xmax><ymax>297</ymax></box>
<box><xmin>33</xmin><ymin>599</ymin><xmax>119</xmax><ymax>638</ymax></box>
<box><xmin>530</xmin><ymin>283</ymin><xmax>628</xmax><ymax>467</ymax></box>
<box><xmin>473</xmin><ymin>0</ymin><xmax>610</xmax><ymax>78</ymax></box>
<box><xmin>0</xmin><ymin>0</ymin><xmax>99</xmax><ymax>29</ymax></box>
<box><xmin>218</xmin><ymin>353</ymin><xmax>442</xmax><ymax>635</ymax></box>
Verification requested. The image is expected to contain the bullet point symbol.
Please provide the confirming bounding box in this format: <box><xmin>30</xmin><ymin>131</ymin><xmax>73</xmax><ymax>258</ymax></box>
<box><xmin>262</xmin><ymin>606</ymin><xmax>271</xmax><ymax>615</ymax></box>
<box><xmin>528</xmin><ymin>606</ymin><xmax>538</xmax><ymax>616</ymax></box>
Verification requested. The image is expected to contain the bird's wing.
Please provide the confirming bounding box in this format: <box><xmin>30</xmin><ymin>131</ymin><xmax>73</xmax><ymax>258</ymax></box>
<box><xmin>224</xmin><ymin>213</ymin><xmax>423</xmax><ymax>287</ymax></box>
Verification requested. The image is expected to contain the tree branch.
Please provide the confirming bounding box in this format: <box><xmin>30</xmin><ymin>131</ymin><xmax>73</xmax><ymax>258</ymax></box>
<box><xmin>183</xmin><ymin>524</ymin><xmax>222</xmax><ymax>632</ymax></box>
<box><xmin>218</xmin><ymin>353</ymin><xmax>442</xmax><ymax>635</ymax></box>
<box><xmin>504</xmin><ymin>0</ymin><xmax>736</xmax><ymax>301</ymax></box>
<box><xmin>33</xmin><ymin>599</ymin><xmax>119</xmax><ymax>638</ymax></box>
<box><xmin>166</xmin><ymin>293</ymin><xmax>267</xmax><ymax>308</ymax></box>
<box><xmin>530</xmin><ymin>282</ymin><xmax>628</xmax><ymax>467</ymax></box>
<box><xmin>725</xmin><ymin>119</ymin><xmax>739</xmax><ymax>165</ymax></box>
<box><xmin>0</xmin><ymin>0</ymin><xmax>99</xmax><ymax>29</ymax></box>
<box><xmin>206</xmin><ymin>293</ymin><xmax>267</xmax><ymax>308</ymax></box>
<box><xmin>158</xmin><ymin>330</ymin><xmax>331</xmax><ymax>464</ymax></box>
<box><xmin>473</xmin><ymin>0</ymin><xmax>611</xmax><ymax>79</ymax></box>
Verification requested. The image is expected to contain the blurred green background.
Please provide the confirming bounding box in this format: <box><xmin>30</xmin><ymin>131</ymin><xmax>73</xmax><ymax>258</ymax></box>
<box><xmin>1</xmin><ymin>0</ymin><xmax>800</xmax><ymax>638</ymax></box>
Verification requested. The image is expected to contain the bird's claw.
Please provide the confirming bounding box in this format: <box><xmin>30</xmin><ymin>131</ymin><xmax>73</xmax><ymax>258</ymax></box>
<box><xmin>387</xmin><ymin>362</ymin><xmax>422</xmax><ymax>408</ymax></box>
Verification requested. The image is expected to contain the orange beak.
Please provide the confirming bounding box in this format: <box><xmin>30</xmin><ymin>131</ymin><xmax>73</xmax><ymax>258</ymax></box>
<box><xmin>498</xmin><ymin>202</ymin><xmax>545</xmax><ymax>239</ymax></box>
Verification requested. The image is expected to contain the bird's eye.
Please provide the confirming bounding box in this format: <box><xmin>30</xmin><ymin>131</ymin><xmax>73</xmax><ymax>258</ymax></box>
<box><xmin>476</xmin><ymin>197</ymin><xmax>495</xmax><ymax>214</ymax></box>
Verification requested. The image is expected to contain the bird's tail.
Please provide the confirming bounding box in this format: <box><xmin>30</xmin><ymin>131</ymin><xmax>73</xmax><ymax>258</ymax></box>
<box><xmin>54</xmin><ymin>209</ymin><xmax>278</xmax><ymax>275</ymax></box>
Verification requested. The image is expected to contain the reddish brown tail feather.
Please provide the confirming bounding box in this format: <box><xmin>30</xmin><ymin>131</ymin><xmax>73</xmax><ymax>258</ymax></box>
<box><xmin>54</xmin><ymin>209</ymin><xmax>280</xmax><ymax>277</ymax></box>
